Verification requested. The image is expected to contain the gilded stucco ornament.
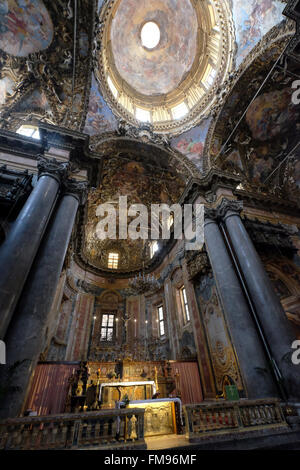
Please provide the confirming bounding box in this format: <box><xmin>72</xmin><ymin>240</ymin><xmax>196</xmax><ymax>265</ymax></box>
<box><xmin>0</xmin><ymin>0</ymin><xmax>94</xmax><ymax>133</ymax></box>
<box><xmin>216</xmin><ymin>198</ymin><xmax>243</xmax><ymax>220</ymax></box>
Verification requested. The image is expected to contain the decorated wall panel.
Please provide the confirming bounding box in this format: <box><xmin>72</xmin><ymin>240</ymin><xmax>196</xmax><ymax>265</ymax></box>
<box><xmin>194</xmin><ymin>273</ymin><xmax>244</xmax><ymax>397</ymax></box>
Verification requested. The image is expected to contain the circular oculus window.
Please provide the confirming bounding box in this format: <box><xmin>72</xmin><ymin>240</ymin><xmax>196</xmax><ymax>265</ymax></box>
<box><xmin>141</xmin><ymin>22</ymin><xmax>161</xmax><ymax>49</ymax></box>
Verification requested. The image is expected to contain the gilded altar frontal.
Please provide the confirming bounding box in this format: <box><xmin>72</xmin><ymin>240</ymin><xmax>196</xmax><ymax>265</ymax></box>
<box><xmin>0</xmin><ymin>0</ymin><xmax>300</xmax><ymax>454</ymax></box>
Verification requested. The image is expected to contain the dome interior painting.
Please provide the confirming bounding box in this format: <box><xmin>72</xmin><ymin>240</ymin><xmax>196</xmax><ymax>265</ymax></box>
<box><xmin>110</xmin><ymin>0</ymin><xmax>198</xmax><ymax>97</ymax></box>
<box><xmin>97</xmin><ymin>0</ymin><xmax>235</xmax><ymax>134</ymax></box>
<box><xmin>77</xmin><ymin>140</ymin><xmax>186</xmax><ymax>276</ymax></box>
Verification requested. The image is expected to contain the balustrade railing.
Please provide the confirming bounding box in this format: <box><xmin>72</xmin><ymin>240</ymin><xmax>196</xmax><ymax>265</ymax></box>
<box><xmin>0</xmin><ymin>408</ymin><xmax>145</xmax><ymax>450</ymax></box>
<box><xmin>185</xmin><ymin>398</ymin><xmax>286</xmax><ymax>440</ymax></box>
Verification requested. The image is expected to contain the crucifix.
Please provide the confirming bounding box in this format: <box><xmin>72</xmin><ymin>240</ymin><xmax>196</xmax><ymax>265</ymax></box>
<box><xmin>120</xmin><ymin>310</ymin><xmax>135</xmax><ymax>343</ymax></box>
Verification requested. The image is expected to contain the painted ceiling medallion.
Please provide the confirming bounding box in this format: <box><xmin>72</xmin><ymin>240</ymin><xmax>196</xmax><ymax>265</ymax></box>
<box><xmin>0</xmin><ymin>0</ymin><xmax>53</xmax><ymax>57</ymax></box>
<box><xmin>96</xmin><ymin>0</ymin><xmax>235</xmax><ymax>136</ymax></box>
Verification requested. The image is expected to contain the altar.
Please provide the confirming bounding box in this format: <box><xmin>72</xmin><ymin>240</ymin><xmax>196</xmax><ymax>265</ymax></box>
<box><xmin>99</xmin><ymin>381</ymin><xmax>156</xmax><ymax>408</ymax></box>
<box><xmin>125</xmin><ymin>398</ymin><xmax>183</xmax><ymax>437</ymax></box>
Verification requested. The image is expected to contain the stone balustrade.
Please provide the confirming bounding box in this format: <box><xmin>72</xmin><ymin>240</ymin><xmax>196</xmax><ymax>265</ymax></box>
<box><xmin>0</xmin><ymin>408</ymin><xmax>146</xmax><ymax>450</ymax></box>
<box><xmin>185</xmin><ymin>398</ymin><xmax>287</xmax><ymax>440</ymax></box>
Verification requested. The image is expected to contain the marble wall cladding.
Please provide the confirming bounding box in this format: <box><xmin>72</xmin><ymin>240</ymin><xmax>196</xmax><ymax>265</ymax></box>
<box><xmin>194</xmin><ymin>273</ymin><xmax>244</xmax><ymax>395</ymax></box>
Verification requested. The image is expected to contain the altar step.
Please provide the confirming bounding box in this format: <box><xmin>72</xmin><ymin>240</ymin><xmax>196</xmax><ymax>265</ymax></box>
<box><xmin>147</xmin><ymin>421</ymin><xmax>300</xmax><ymax>450</ymax></box>
<box><xmin>146</xmin><ymin>434</ymin><xmax>188</xmax><ymax>450</ymax></box>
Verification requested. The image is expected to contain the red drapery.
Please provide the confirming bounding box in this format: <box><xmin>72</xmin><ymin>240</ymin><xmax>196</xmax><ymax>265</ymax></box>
<box><xmin>25</xmin><ymin>361</ymin><xmax>202</xmax><ymax>415</ymax></box>
<box><xmin>25</xmin><ymin>363</ymin><xmax>78</xmax><ymax>416</ymax></box>
<box><xmin>171</xmin><ymin>361</ymin><xmax>203</xmax><ymax>404</ymax></box>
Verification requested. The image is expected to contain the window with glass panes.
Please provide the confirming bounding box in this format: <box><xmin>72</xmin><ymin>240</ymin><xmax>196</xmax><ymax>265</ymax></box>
<box><xmin>157</xmin><ymin>305</ymin><xmax>165</xmax><ymax>336</ymax></box>
<box><xmin>100</xmin><ymin>313</ymin><xmax>115</xmax><ymax>341</ymax></box>
<box><xmin>180</xmin><ymin>286</ymin><xmax>190</xmax><ymax>324</ymax></box>
<box><xmin>108</xmin><ymin>252</ymin><xmax>119</xmax><ymax>269</ymax></box>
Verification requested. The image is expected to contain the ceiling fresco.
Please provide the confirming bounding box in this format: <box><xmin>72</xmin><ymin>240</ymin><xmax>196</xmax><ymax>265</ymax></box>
<box><xmin>0</xmin><ymin>75</ymin><xmax>15</xmax><ymax>106</ymax></box>
<box><xmin>84</xmin><ymin>73</ymin><xmax>118</xmax><ymax>136</ymax></box>
<box><xmin>170</xmin><ymin>118</ymin><xmax>212</xmax><ymax>172</ymax></box>
<box><xmin>80</xmin><ymin>149</ymin><xmax>186</xmax><ymax>274</ymax></box>
<box><xmin>0</xmin><ymin>0</ymin><xmax>53</xmax><ymax>57</ymax></box>
<box><xmin>0</xmin><ymin>0</ymin><xmax>288</xmax><ymax>173</ymax></box>
<box><xmin>0</xmin><ymin>0</ymin><xmax>94</xmax><ymax>131</ymax></box>
<box><xmin>15</xmin><ymin>88</ymin><xmax>50</xmax><ymax>113</ymax></box>
<box><xmin>208</xmin><ymin>30</ymin><xmax>300</xmax><ymax>201</ymax></box>
<box><xmin>232</xmin><ymin>0</ymin><xmax>286</xmax><ymax>67</ymax></box>
<box><xmin>110</xmin><ymin>0</ymin><xmax>198</xmax><ymax>96</ymax></box>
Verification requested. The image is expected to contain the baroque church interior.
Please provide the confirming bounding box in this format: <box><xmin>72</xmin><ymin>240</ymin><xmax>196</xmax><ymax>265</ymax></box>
<box><xmin>0</xmin><ymin>0</ymin><xmax>300</xmax><ymax>451</ymax></box>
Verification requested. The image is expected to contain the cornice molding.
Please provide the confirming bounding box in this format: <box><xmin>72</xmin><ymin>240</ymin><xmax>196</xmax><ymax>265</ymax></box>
<box><xmin>179</xmin><ymin>168</ymin><xmax>242</xmax><ymax>205</ymax></box>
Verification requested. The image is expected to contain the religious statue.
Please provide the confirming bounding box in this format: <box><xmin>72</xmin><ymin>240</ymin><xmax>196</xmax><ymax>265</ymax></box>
<box><xmin>86</xmin><ymin>381</ymin><xmax>97</xmax><ymax>410</ymax></box>
<box><xmin>114</xmin><ymin>359</ymin><xmax>123</xmax><ymax>380</ymax></box>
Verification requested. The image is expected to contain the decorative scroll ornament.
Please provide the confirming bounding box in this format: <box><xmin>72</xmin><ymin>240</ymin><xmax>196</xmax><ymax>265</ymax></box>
<box><xmin>204</xmin><ymin>206</ymin><xmax>218</xmax><ymax>222</ymax></box>
<box><xmin>37</xmin><ymin>156</ymin><xmax>70</xmax><ymax>182</ymax></box>
<box><xmin>117</xmin><ymin>121</ymin><xmax>170</xmax><ymax>148</ymax></box>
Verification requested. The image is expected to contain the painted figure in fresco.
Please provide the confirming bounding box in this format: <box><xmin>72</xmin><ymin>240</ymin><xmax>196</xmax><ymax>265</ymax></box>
<box><xmin>234</xmin><ymin>0</ymin><xmax>284</xmax><ymax>64</ymax></box>
<box><xmin>0</xmin><ymin>0</ymin><xmax>53</xmax><ymax>57</ymax></box>
<box><xmin>0</xmin><ymin>1</ymin><xmax>9</xmax><ymax>34</ymax></box>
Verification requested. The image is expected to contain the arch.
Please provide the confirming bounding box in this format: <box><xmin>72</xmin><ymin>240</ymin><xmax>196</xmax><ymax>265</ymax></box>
<box><xmin>204</xmin><ymin>22</ymin><xmax>295</xmax><ymax>170</ymax></box>
<box><xmin>97</xmin><ymin>289</ymin><xmax>123</xmax><ymax>306</ymax></box>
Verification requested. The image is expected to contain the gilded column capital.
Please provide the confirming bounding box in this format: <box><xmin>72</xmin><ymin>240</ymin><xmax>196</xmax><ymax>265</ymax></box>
<box><xmin>63</xmin><ymin>179</ymin><xmax>88</xmax><ymax>205</ymax></box>
<box><xmin>37</xmin><ymin>157</ymin><xmax>70</xmax><ymax>184</ymax></box>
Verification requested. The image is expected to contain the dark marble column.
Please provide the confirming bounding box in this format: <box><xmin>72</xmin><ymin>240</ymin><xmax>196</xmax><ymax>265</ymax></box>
<box><xmin>0</xmin><ymin>158</ymin><xmax>70</xmax><ymax>340</ymax></box>
<box><xmin>204</xmin><ymin>210</ymin><xmax>278</xmax><ymax>399</ymax></box>
<box><xmin>220</xmin><ymin>198</ymin><xmax>300</xmax><ymax>400</ymax></box>
<box><xmin>0</xmin><ymin>180</ymin><xmax>87</xmax><ymax>419</ymax></box>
